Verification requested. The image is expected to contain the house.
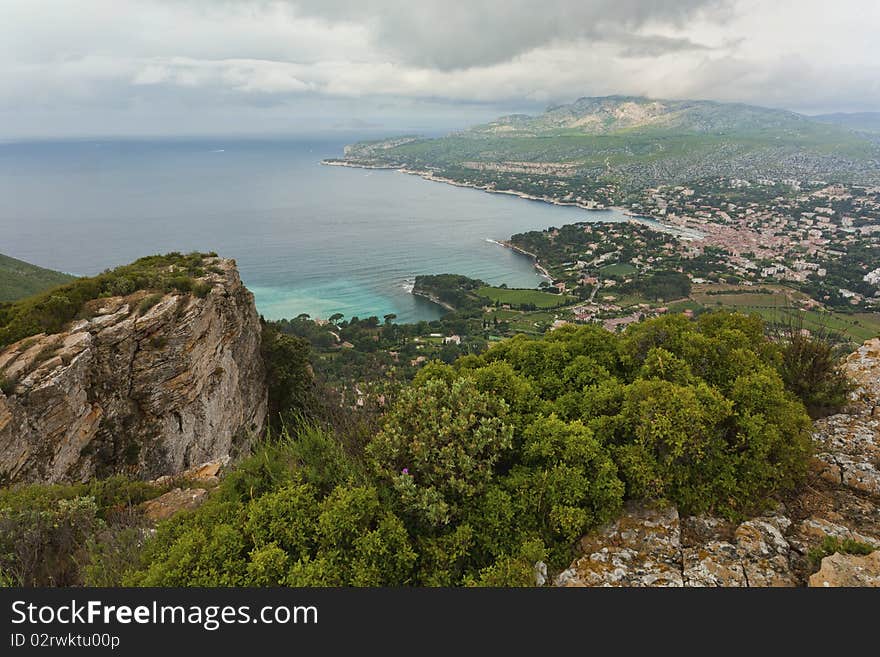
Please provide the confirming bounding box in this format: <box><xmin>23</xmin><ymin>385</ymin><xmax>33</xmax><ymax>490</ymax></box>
<box><xmin>443</xmin><ymin>335</ymin><xmax>461</xmax><ymax>345</ymax></box>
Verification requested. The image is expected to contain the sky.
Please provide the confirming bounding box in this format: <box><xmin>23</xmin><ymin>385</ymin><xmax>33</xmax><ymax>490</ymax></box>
<box><xmin>1</xmin><ymin>0</ymin><xmax>879</xmax><ymax>139</ymax></box>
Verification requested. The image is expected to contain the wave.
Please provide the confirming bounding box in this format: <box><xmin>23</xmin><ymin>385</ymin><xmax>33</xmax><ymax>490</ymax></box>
<box><xmin>400</xmin><ymin>277</ymin><xmax>415</xmax><ymax>294</ymax></box>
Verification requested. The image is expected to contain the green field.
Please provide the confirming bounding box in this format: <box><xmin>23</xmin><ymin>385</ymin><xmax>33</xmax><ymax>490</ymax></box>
<box><xmin>476</xmin><ymin>286</ymin><xmax>575</xmax><ymax>309</ymax></box>
<box><xmin>734</xmin><ymin>306</ymin><xmax>880</xmax><ymax>343</ymax></box>
<box><xmin>695</xmin><ymin>292</ymin><xmax>794</xmax><ymax>308</ymax></box>
<box><xmin>600</xmin><ymin>262</ymin><xmax>637</xmax><ymax>277</ymax></box>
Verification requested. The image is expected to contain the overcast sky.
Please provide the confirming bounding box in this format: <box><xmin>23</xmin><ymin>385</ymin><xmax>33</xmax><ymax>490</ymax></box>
<box><xmin>2</xmin><ymin>0</ymin><xmax>878</xmax><ymax>139</ymax></box>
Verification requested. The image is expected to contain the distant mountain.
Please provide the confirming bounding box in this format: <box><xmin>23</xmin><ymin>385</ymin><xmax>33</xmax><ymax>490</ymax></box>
<box><xmin>336</xmin><ymin>95</ymin><xmax>880</xmax><ymax>192</ymax></box>
<box><xmin>0</xmin><ymin>253</ymin><xmax>76</xmax><ymax>302</ymax></box>
<box><xmin>468</xmin><ymin>95</ymin><xmax>820</xmax><ymax>137</ymax></box>
<box><xmin>812</xmin><ymin>112</ymin><xmax>880</xmax><ymax>134</ymax></box>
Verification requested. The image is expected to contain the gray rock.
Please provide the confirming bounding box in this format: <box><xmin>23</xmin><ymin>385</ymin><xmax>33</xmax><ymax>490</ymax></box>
<box><xmin>0</xmin><ymin>258</ymin><xmax>267</xmax><ymax>483</ymax></box>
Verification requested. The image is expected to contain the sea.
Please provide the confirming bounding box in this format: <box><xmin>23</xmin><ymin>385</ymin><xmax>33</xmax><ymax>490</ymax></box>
<box><xmin>0</xmin><ymin>137</ymin><xmax>639</xmax><ymax>323</ymax></box>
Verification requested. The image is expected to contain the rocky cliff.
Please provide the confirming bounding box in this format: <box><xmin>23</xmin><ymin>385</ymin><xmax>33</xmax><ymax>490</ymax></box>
<box><xmin>0</xmin><ymin>258</ymin><xmax>267</xmax><ymax>484</ymax></box>
<box><xmin>556</xmin><ymin>338</ymin><xmax>880</xmax><ymax>587</ymax></box>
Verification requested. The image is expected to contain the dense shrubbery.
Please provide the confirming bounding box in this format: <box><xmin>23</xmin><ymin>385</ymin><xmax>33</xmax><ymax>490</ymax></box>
<box><xmin>0</xmin><ymin>252</ymin><xmax>217</xmax><ymax>349</ymax></box>
<box><xmin>0</xmin><ymin>310</ymin><xmax>838</xmax><ymax>587</ymax></box>
<box><xmin>260</xmin><ymin>323</ymin><xmax>316</xmax><ymax>430</ymax></box>
<box><xmin>0</xmin><ymin>477</ymin><xmax>163</xmax><ymax>586</ymax></box>
<box><xmin>119</xmin><ymin>311</ymin><xmax>816</xmax><ymax>586</ymax></box>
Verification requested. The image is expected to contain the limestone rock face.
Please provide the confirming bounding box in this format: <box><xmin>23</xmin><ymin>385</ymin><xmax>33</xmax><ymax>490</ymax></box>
<box><xmin>0</xmin><ymin>258</ymin><xmax>267</xmax><ymax>483</ymax></box>
<box><xmin>558</xmin><ymin>337</ymin><xmax>880</xmax><ymax>587</ymax></box>
<box><xmin>808</xmin><ymin>551</ymin><xmax>880</xmax><ymax>587</ymax></box>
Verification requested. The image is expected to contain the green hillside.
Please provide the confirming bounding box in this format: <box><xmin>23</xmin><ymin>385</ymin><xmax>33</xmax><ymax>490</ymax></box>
<box><xmin>335</xmin><ymin>96</ymin><xmax>880</xmax><ymax>192</ymax></box>
<box><xmin>0</xmin><ymin>253</ymin><xmax>76</xmax><ymax>302</ymax></box>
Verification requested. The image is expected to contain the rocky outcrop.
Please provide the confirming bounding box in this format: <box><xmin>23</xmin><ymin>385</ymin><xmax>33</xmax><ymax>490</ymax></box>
<box><xmin>0</xmin><ymin>258</ymin><xmax>267</xmax><ymax>484</ymax></box>
<box><xmin>557</xmin><ymin>338</ymin><xmax>880</xmax><ymax>587</ymax></box>
<box><xmin>809</xmin><ymin>551</ymin><xmax>880</xmax><ymax>587</ymax></box>
<box><xmin>140</xmin><ymin>487</ymin><xmax>209</xmax><ymax>522</ymax></box>
<box><xmin>556</xmin><ymin>502</ymin><xmax>683</xmax><ymax>587</ymax></box>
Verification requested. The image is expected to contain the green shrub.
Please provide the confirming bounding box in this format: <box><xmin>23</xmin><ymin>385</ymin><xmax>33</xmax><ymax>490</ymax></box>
<box><xmin>465</xmin><ymin>538</ymin><xmax>548</xmax><ymax>587</ymax></box>
<box><xmin>505</xmin><ymin>415</ymin><xmax>623</xmax><ymax>550</ymax></box>
<box><xmin>137</xmin><ymin>293</ymin><xmax>163</xmax><ymax>315</ymax></box>
<box><xmin>260</xmin><ymin>323</ymin><xmax>316</xmax><ymax>430</ymax></box>
<box><xmin>777</xmin><ymin>327</ymin><xmax>853</xmax><ymax>418</ymax></box>
<box><xmin>807</xmin><ymin>535</ymin><xmax>876</xmax><ymax>571</ymax></box>
<box><xmin>10</xmin><ymin>309</ymin><xmax>817</xmax><ymax>588</ymax></box>
<box><xmin>366</xmin><ymin>376</ymin><xmax>513</xmax><ymax>528</ymax></box>
<box><xmin>82</xmin><ymin>525</ymin><xmax>148</xmax><ymax>587</ymax></box>
<box><xmin>0</xmin><ymin>375</ymin><xmax>15</xmax><ymax>396</ymax></box>
<box><xmin>0</xmin><ymin>495</ymin><xmax>102</xmax><ymax>586</ymax></box>
<box><xmin>192</xmin><ymin>282</ymin><xmax>213</xmax><ymax>298</ymax></box>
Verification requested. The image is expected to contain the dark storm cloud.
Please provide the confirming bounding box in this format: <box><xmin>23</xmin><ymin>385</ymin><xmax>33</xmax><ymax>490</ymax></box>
<box><xmin>283</xmin><ymin>0</ymin><xmax>729</xmax><ymax>69</ymax></box>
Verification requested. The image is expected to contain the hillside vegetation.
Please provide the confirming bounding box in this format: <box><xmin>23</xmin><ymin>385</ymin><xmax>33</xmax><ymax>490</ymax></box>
<box><xmin>122</xmin><ymin>313</ymin><xmax>821</xmax><ymax>585</ymax></box>
<box><xmin>337</xmin><ymin>96</ymin><xmax>880</xmax><ymax>192</ymax></box>
<box><xmin>0</xmin><ymin>310</ymin><xmax>832</xmax><ymax>587</ymax></box>
<box><xmin>0</xmin><ymin>253</ymin><xmax>75</xmax><ymax>303</ymax></box>
<box><xmin>0</xmin><ymin>252</ymin><xmax>216</xmax><ymax>349</ymax></box>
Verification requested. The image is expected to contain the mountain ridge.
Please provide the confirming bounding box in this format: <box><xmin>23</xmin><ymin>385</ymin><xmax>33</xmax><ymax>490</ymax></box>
<box><xmin>333</xmin><ymin>94</ymin><xmax>880</xmax><ymax>192</ymax></box>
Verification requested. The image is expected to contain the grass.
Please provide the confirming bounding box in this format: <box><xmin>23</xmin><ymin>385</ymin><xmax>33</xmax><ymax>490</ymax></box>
<box><xmin>476</xmin><ymin>286</ymin><xmax>576</xmax><ymax>309</ymax></box>
<box><xmin>600</xmin><ymin>262</ymin><xmax>637</xmax><ymax>277</ymax></box>
<box><xmin>688</xmin><ymin>286</ymin><xmax>880</xmax><ymax>343</ymax></box>
<box><xmin>0</xmin><ymin>253</ymin><xmax>76</xmax><ymax>303</ymax></box>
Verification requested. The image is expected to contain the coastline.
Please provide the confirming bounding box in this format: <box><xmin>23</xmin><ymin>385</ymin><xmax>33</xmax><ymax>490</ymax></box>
<box><xmin>486</xmin><ymin>238</ymin><xmax>554</xmax><ymax>282</ymax></box>
<box><xmin>320</xmin><ymin>158</ymin><xmax>699</xmax><ymax>239</ymax></box>
<box><xmin>411</xmin><ymin>288</ymin><xmax>457</xmax><ymax>312</ymax></box>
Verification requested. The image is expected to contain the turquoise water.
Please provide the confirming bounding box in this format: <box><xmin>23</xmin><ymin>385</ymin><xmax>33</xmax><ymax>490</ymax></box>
<box><xmin>0</xmin><ymin>138</ymin><xmax>633</xmax><ymax>323</ymax></box>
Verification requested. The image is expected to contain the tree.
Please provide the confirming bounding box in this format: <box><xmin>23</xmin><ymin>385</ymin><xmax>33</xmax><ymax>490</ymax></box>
<box><xmin>260</xmin><ymin>323</ymin><xmax>315</xmax><ymax>429</ymax></box>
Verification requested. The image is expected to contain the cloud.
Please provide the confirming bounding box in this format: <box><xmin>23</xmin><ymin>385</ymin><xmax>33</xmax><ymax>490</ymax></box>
<box><xmin>0</xmin><ymin>0</ymin><xmax>878</xmax><ymax>138</ymax></box>
<box><xmin>285</xmin><ymin>0</ymin><xmax>727</xmax><ymax>69</ymax></box>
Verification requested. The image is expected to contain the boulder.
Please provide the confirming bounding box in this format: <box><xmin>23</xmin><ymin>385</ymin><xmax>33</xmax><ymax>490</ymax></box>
<box><xmin>808</xmin><ymin>551</ymin><xmax>880</xmax><ymax>587</ymax></box>
<box><xmin>140</xmin><ymin>488</ymin><xmax>209</xmax><ymax>522</ymax></box>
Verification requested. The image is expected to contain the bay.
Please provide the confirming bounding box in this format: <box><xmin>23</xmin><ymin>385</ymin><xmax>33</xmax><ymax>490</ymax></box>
<box><xmin>0</xmin><ymin>137</ymin><xmax>633</xmax><ymax>323</ymax></box>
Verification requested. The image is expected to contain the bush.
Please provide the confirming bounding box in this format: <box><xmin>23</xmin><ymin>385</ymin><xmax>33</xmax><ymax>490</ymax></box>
<box><xmin>0</xmin><ymin>496</ymin><xmax>102</xmax><ymax>586</ymax></box>
<box><xmin>260</xmin><ymin>323</ymin><xmax>316</xmax><ymax>430</ymax></box>
<box><xmin>0</xmin><ymin>375</ymin><xmax>15</xmax><ymax>396</ymax></box>
<box><xmin>504</xmin><ymin>415</ymin><xmax>623</xmax><ymax>551</ymax></box>
<box><xmin>777</xmin><ymin>325</ymin><xmax>853</xmax><ymax>418</ymax></box>
<box><xmin>11</xmin><ymin>310</ymin><xmax>818</xmax><ymax>587</ymax></box>
<box><xmin>0</xmin><ymin>477</ymin><xmax>163</xmax><ymax>586</ymax></box>
<box><xmin>807</xmin><ymin>535</ymin><xmax>876</xmax><ymax>572</ymax></box>
<box><xmin>366</xmin><ymin>376</ymin><xmax>513</xmax><ymax>528</ymax></box>
<box><xmin>137</xmin><ymin>293</ymin><xmax>163</xmax><ymax>315</ymax></box>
